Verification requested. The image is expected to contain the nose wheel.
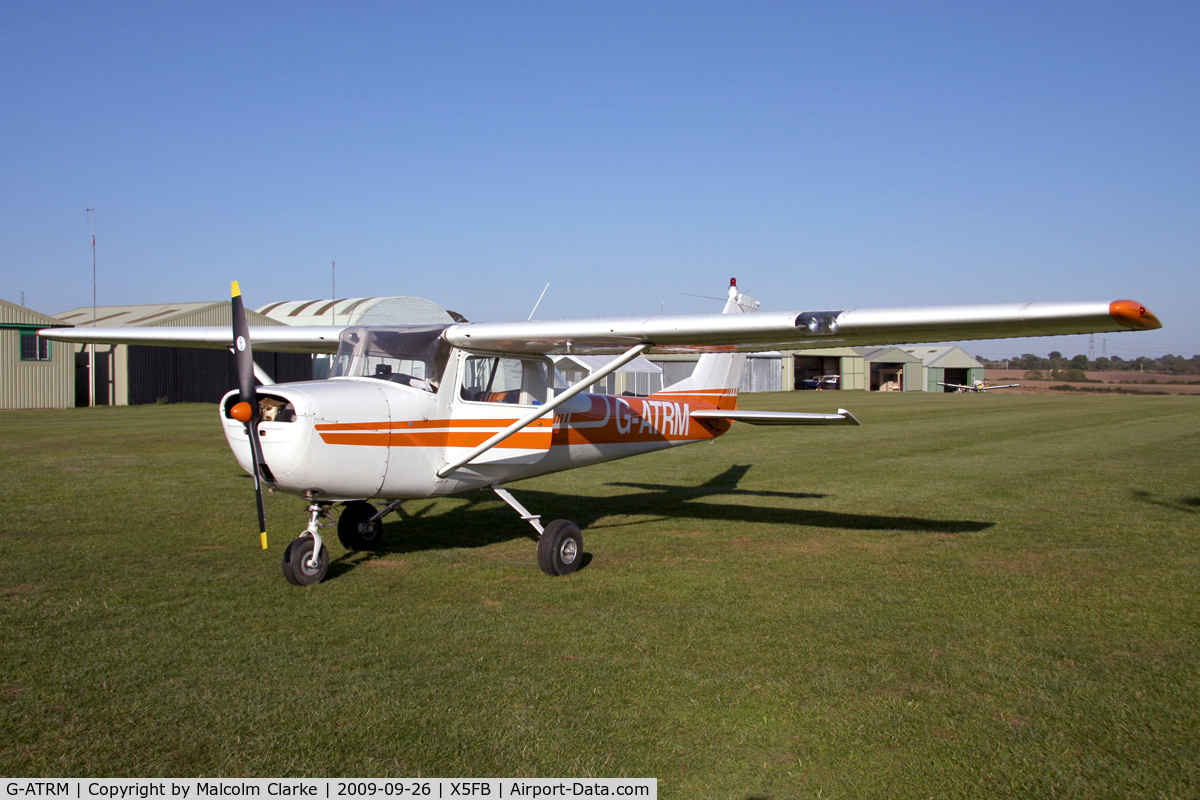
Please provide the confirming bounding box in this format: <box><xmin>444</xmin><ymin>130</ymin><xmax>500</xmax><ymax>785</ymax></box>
<box><xmin>282</xmin><ymin>536</ymin><xmax>329</xmax><ymax>585</ymax></box>
<box><xmin>282</xmin><ymin>498</ymin><xmax>333</xmax><ymax>585</ymax></box>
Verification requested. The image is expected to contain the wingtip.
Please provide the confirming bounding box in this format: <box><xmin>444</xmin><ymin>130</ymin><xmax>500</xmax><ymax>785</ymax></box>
<box><xmin>1109</xmin><ymin>300</ymin><xmax>1161</xmax><ymax>330</ymax></box>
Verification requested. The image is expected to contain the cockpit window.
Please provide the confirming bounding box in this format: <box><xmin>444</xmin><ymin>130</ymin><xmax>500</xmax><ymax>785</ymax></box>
<box><xmin>330</xmin><ymin>325</ymin><xmax>453</xmax><ymax>392</ymax></box>
<box><xmin>459</xmin><ymin>356</ymin><xmax>567</xmax><ymax>405</ymax></box>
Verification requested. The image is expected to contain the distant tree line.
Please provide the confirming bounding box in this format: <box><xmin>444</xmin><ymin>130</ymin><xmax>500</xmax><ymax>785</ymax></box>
<box><xmin>977</xmin><ymin>352</ymin><xmax>1200</xmax><ymax>376</ymax></box>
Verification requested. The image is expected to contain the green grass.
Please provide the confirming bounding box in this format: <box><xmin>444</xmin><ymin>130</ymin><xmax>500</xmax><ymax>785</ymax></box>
<box><xmin>2</xmin><ymin>393</ymin><xmax>1198</xmax><ymax>798</ymax></box>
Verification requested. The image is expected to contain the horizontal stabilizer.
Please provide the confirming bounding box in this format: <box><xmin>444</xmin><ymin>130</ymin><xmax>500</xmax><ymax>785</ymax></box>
<box><xmin>689</xmin><ymin>408</ymin><xmax>860</xmax><ymax>426</ymax></box>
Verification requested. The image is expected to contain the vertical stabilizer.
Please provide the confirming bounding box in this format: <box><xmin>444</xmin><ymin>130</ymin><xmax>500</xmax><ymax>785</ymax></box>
<box><xmin>656</xmin><ymin>279</ymin><xmax>759</xmax><ymax>408</ymax></box>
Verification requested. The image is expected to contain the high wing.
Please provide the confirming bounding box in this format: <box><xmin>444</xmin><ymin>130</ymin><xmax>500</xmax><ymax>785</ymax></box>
<box><xmin>440</xmin><ymin>299</ymin><xmax>1160</xmax><ymax>354</ymax></box>
<box><xmin>40</xmin><ymin>299</ymin><xmax>1159</xmax><ymax>355</ymax></box>
<box><xmin>38</xmin><ymin>325</ymin><xmax>344</xmax><ymax>354</ymax></box>
<box><xmin>936</xmin><ymin>382</ymin><xmax>975</xmax><ymax>390</ymax></box>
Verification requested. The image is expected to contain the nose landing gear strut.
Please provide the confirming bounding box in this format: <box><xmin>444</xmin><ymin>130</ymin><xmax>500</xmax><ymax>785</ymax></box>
<box><xmin>282</xmin><ymin>495</ymin><xmax>333</xmax><ymax>585</ymax></box>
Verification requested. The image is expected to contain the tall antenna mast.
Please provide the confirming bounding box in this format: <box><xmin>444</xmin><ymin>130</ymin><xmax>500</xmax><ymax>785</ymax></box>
<box><xmin>528</xmin><ymin>283</ymin><xmax>549</xmax><ymax>321</ymax></box>
<box><xmin>88</xmin><ymin>208</ymin><xmax>96</xmax><ymax>408</ymax></box>
<box><xmin>331</xmin><ymin>260</ymin><xmax>336</xmax><ymax>325</ymax></box>
<box><xmin>88</xmin><ymin>208</ymin><xmax>96</xmax><ymax>325</ymax></box>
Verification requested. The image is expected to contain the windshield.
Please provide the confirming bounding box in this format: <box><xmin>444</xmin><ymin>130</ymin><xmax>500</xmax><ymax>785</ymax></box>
<box><xmin>330</xmin><ymin>325</ymin><xmax>453</xmax><ymax>392</ymax></box>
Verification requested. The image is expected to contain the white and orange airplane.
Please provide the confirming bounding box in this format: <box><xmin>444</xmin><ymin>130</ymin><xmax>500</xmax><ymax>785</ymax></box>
<box><xmin>42</xmin><ymin>280</ymin><xmax>1161</xmax><ymax>585</ymax></box>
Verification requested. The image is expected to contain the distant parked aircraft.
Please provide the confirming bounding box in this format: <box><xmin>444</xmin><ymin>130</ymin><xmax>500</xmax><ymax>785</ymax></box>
<box><xmin>801</xmin><ymin>375</ymin><xmax>839</xmax><ymax>390</ymax></box>
<box><xmin>939</xmin><ymin>379</ymin><xmax>1020</xmax><ymax>393</ymax></box>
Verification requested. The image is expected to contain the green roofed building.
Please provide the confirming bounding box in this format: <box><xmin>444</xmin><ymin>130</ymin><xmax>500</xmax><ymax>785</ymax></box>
<box><xmin>901</xmin><ymin>346</ymin><xmax>985</xmax><ymax>392</ymax></box>
<box><xmin>0</xmin><ymin>298</ymin><xmax>73</xmax><ymax>409</ymax></box>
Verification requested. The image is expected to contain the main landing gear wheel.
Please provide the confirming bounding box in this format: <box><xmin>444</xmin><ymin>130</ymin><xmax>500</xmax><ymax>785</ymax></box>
<box><xmin>282</xmin><ymin>537</ymin><xmax>329</xmax><ymax>585</ymax></box>
<box><xmin>337</xmin><ymin>500</ymin><xmax>384</xmax><ymax>551</ymax></box>
<box><xmin>538</xmin><ymin>520</ymin><xmax>583</xmax><ymax>576</ymax></box>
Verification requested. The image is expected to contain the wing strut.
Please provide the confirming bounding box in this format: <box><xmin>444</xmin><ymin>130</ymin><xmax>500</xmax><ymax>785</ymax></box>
<box><xmin>437</xmin><ymin>343</ymin><xmax>650</xmax><ymax>478</ymax></box>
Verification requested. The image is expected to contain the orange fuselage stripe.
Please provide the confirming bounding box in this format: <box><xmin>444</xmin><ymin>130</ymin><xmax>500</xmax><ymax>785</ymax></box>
<box><xmin>313</xmin><ymin>393</ymin><xmax>731</xmax><ymax>448</ymax></box>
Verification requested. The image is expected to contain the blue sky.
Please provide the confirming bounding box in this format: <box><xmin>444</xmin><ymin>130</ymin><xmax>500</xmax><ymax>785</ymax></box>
<box><xmin>1</xmin><ymin>2</ymin><xmax>1196</xmax><ymax>359</ymax></box>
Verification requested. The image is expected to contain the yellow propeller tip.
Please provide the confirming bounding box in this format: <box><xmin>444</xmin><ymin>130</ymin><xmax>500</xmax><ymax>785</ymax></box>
<box><xmin>232</xmin><ymin>280</ymin><xmax>242</xmax><ymax>298</ymax></box>
<box><xmin>260</xmin><ymin>532</ymin><xmax>268</xmax><ymax>550</ymax></box>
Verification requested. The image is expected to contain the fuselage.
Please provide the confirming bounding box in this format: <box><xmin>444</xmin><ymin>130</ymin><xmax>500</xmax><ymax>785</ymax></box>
<box><xmin>221</xmin><ymin>348</ymin><xmax>735</xmax><ymax>502</ymax></box>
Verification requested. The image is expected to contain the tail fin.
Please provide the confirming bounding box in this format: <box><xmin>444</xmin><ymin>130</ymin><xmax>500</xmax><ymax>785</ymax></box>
<box><xmin>656</xmin><ymin>279</ymin><xmax>759</xmax><ymax>408</ymax></box>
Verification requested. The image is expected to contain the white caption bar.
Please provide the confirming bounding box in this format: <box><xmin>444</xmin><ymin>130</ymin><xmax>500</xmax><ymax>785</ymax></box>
<box><xmin>1</xmin><ymin>779</ymin><xmax>656</xmax><ymax>800</ymax></box>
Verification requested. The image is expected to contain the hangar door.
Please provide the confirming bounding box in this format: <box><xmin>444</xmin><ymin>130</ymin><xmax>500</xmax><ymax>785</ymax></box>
<box><xmin>870</xmin><ymin>362</ymin><xmax>906</xmax><ymax>391</ymax></box>
<box><xmin>942</xmin><ymin>368</ymin><xmax>969</xmax><ymax>392</ymax></box>
<box><xmin>794</xmin><ymin>356</ymin><xmax>841</xmax><ymax>390</ymax></box>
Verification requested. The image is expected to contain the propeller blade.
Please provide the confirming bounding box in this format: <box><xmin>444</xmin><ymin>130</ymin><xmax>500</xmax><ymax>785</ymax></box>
<box><xmin>231</xmin><ymin>282</ymin><xmax>256</xmax><ymax>405</ymax></box>
<box><xmin>230</xmin><ymin>281</ymin><xmax>269</xmax><ymax>550</ymax></box>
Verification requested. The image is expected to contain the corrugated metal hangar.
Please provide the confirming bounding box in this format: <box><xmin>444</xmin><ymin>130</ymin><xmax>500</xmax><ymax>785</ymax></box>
<box><xmin>257</xmin><ymin>296</ymin><xmax>457</xmax><ymax>326</ymax></box>
<box><xmin>553</xmin><ymin>345</ymin><xmax>982</xmax><ymax>397</ymax></box>
<box><xmin>644</xmin><ymin>346</ymin><xmax>978</xmax><ymax>395</ymax></box>
<box><xmin>55</xmin><ymin>301</ymin><xmax>312</xmax><ymax>406</ymax></box>
<box><xmin>43</xmin><ymin>295</ymin><xmax>461</xmax><ymax>406</ymax></box>
<box><xmin>0</xmin><ymin>299</ymin><xmax>73</xmax><ymax>409</ymax></box>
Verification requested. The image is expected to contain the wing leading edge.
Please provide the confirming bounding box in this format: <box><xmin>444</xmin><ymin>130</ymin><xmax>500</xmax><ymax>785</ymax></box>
<box><xmin>40</xmin><ymin>299</ymin><xmax>1159</xmax><ymax>356</ymax></box>
<box><xmin>442</xmin><ymin>299</ymin><xmax>1160</xmax><ymax>354</ymax></box>
<box><xmin>37</xmin><ymin>325</ymin><xmax>345</xmax><ymax>354</ymax></box>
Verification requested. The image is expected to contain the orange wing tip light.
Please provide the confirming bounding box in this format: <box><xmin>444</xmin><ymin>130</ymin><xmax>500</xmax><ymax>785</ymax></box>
<box><xmin>230</xmin><ymin>401</ymin><xmax>253</xmax><ymax>422</ymax></box>
<box><xmin>1109</xmin><ymin>300</ymin><xmax>1162</xmax><ymax>331</ymax></box>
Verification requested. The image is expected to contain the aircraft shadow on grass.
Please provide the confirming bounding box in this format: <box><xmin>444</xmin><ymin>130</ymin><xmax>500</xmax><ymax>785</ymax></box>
<box><xmin>325</xmin><ymin>464</ymin><xmax>994</xmax><ymax>580</ymax></box>
<box><xmin>1129</xmin><ymin>489</ymin><xmax>1200</xmax><ymax>514</ymax></box>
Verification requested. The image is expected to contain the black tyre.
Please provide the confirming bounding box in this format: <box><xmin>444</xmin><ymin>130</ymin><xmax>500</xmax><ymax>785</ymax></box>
<box><xmin>337</xmin><ymin>500</ymin><xmax>384</xmax><ymax>551</ymax></box>
<box><xmin>282</xmin><ymin>536</ymin><xmax>329</xmax><ymax>586</ymax></box>
<box><xmin>537</xmin><ymin>519</ymin><xmax>583</xmax><ymax>576</ymax></box>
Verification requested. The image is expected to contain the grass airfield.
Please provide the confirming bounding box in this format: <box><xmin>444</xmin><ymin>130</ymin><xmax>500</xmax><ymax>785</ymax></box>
<box><xmin>1</xmin><ymin>392</ymin><xmax>1198</xmax><ymax>798</ymax></box>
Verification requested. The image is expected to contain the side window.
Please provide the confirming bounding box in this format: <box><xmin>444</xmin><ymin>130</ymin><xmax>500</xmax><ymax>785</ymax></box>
<box><xmin>20</xmin><ymin>331</ymin><xmax>50</xmax><ymax>362</ymax></box>
<box><xmin>460</xmin><ymin>356</ymin><xmax>552</xmax><ymax>405</ymax></box>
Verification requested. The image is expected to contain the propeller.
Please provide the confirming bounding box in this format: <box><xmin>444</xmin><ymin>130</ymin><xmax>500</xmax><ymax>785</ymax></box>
<box><xmin>227</xmin><ymin>281</ymin><xmax>269</xmax><ymax>550</ymax></box>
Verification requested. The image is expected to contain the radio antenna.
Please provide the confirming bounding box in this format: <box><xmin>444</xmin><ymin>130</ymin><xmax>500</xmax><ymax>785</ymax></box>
<box><xmin>528</xmin><ymin>283</ymin><xmax>549</xmax><ymax>321</ymax></box>
<box><xmin>88</xmin><ymin>208</ymin><xmax>96</xmax><ymax>407</ymax></box>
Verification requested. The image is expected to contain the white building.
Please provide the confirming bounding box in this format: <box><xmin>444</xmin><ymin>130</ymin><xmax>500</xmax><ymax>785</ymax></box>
<box><xmin>553</xmin><ymin>354</ymin><xmax>665</xmax><ymax>397</ymax></box>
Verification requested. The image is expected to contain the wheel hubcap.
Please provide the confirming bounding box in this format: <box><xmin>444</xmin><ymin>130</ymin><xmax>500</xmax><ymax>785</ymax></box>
<box><xmin>559</xmin><ymin>538</ymin><xmax>578</xmax><ymax>564</ymax></box>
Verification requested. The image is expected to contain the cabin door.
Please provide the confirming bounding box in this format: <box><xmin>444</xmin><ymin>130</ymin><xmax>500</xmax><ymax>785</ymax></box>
<box><xmin>442</xmin><ymin>352</ymin><xmax>556</xmax><ymax>468</ymax></box>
